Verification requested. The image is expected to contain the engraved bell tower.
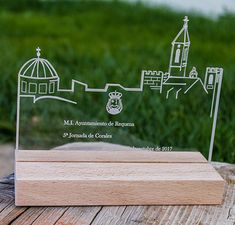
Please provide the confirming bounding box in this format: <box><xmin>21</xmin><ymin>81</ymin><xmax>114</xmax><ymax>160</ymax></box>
<box><xmin>168</xmin><ymin>16</ymin><xmax>190</xmax><ymax>77</ymax></box>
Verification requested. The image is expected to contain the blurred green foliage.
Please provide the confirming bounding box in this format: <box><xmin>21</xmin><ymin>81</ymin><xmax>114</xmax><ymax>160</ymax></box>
<box><xmin>0</xmin><ymin>0</ymin><xmax>234</xmax><ymax>162</ymax></box>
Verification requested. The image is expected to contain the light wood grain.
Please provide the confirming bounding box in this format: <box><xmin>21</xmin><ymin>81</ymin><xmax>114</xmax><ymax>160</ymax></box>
<box><xmin>16</xmin><ymin>162</ymin><xmax>221</xmax><ymax>181</ymax></box>
<box><xmin>14</xmin><ymin>143</ymin><xmax>225</xmax><ymax>206</ymax></box>
<box><xmin>16</xmin><ymin>150</ymin><xmax>207</xmax><ymax>163</ymax></box>
<box><xmin>15</xmin><ymin>161</ymin><xmax>224</xmax><ymax>206</ymax></box>
<box><xmin>15</xmin><ymin>180</ymin><xmax>224</xmax><ymax>206</ymax></box>
<box><xmin>0</xmin><ymin>159</ymin><xmax>234</xmax><ymax>224</ymax></box>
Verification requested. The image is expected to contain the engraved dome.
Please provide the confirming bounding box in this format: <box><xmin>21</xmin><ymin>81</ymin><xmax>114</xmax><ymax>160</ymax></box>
<box><xmin>19</xmin><ymin>47</ymin><xmax>58</xmax><ymax>79</ymax></box>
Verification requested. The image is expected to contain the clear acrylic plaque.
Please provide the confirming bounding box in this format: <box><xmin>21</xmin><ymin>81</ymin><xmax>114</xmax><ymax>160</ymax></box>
<box><xmin>16</xmin><ymin>16</ymin><xmax>223</xmax><ymax>161</ymax></box>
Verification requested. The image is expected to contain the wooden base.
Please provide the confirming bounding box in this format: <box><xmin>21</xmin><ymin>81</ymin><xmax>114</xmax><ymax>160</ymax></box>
<box><xmin>15</xmin><ymin>150</ymin><xmax>225</xmax><ymax>206</ymax></box>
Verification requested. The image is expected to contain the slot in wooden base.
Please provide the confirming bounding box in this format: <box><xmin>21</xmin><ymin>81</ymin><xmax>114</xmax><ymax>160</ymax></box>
<box><xmin>15</xmin><ymin>150</ymin><xmax>225</xmax><ymax>206</ymax></box>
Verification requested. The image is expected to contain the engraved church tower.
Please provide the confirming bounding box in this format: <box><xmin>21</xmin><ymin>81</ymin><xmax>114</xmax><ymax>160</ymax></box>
<box><xmin>168</xmin><ymin>16</ymin><xmax>190</xmax><ymax>77</ymax></box>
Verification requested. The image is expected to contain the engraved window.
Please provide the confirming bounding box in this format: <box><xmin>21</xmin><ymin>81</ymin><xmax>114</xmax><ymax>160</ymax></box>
<box><xmin>39</xmin><ymin>83</ymin><xmax>47</xmax><ymax>94</ymax></box>
<box><xmin>49</xmin><ymin>82</ymin><xmax>55</xmax><ymax>93</ymax></box>
<box><xmin>29</xmin><ymin>83</ymin><xmax>37</xmax><ymax>94</ymax></box>
<box><xmin>175</xmin><ymin>45</ymin><xmax>181</xmax><ymax>63</ymax></box>
<box><xmin>208</xmin><ymin>74</ymin><xmax>214</xmax><ymax>85</ymax></box>
<box><xmin>21</xmin><ymin>81</ymin><xmax>27</xmax><ymax>93</ymax></box>
<box><xmin>183</xmin><ymin>48</ymin><xmax>188</xmax><ymax>61</ymax></box>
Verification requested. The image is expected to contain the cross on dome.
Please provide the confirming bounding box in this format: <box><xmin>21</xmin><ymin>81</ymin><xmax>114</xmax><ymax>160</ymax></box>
<box><xmin>19</xmin><ymin>47</ymin><xmax>59</xmax><ymax>79</ymax></box>
<box><xmin>183</xmin><ymin>16</ymin><xmax>189</xmax><ymax>28</ymax></box>
<box><xmin>36</xmin><ymin>47</ymin><xmax>41</xmax><ymax>58</ymax></box>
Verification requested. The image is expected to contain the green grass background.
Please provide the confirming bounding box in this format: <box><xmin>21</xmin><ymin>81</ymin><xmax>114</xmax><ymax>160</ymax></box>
<box><xmin>0</xmin><ymin>0</ymin><xmax>234</xmax><ymax>162</ymax></box>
